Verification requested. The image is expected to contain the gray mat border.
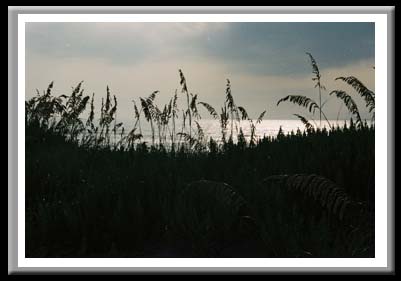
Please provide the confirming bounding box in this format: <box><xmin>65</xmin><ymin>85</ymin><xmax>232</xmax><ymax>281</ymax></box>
<box><xmin>8</xmin><ymin>6</ymin><xmax>395</xmax><ymax>274</ymax></box>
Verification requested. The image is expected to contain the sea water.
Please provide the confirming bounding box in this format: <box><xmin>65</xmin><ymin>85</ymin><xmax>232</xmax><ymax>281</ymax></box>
<box><xmin>98</xmin><ymin>119</ymin><xmax>368</xmax><ymax>145</ymax></box>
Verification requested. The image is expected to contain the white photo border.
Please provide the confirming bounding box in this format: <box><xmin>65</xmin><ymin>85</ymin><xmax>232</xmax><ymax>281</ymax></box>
<box><xmin>9</xmin><ymin>6</ymin><xmax>394</xmax><ymax>274</ymax></box>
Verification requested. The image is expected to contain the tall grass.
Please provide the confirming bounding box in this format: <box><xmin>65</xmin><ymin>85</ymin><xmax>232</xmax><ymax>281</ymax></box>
<box><xmin>25</xmin><ymin>58</ymin><xmax>374</xmax><ymax>258</ymax></box>
<box><xmin>25</xmin><ymin>120</ymin><xmax>374</xmax><ymax>257</ymax></box>
<box><xmin>277</xmin><ymin>52</ymin><xmax>375</xmax><ymax>131</ymax></box>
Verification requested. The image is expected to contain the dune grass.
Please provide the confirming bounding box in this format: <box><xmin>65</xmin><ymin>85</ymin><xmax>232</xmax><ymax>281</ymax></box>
<box><xmin>25</xmin><ymin>59</ymin><xmax>375</xmax><ymax>258</ymax></box>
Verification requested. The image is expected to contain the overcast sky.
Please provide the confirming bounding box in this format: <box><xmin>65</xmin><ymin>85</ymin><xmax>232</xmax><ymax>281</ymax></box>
<box><xmin>25</xmin><ymin>22</ymin><xmax>375</xmax><ymax>121</ymax></box>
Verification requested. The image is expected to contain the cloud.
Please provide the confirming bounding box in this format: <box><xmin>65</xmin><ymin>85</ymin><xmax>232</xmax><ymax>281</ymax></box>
<box><xmin>26</xmin><ymin>22</ymin><xmax>374</xmax><ymax>74</ymax></box>
<box><xmin>25</xmin><ymin>22</ymin><xmax>229</xmax><ymax>65</ymax></box>
<box><xmin>193</xmin><ymin>22</ymin><xmax>375</xmax><ymax>76</ymax></box>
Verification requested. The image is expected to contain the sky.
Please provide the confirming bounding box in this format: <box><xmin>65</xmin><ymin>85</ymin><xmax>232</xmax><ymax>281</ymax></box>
<box><xmin>25</xmin><ymin>22</ymin><xmax>375</xmax><ymax>121</ymax></box>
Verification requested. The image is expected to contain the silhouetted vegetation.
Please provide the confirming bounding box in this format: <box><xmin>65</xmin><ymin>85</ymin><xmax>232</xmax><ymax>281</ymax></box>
<box><xmin>25</xmin><ymin>60</ymin><xmax>375</xmax><ymax>258</ymax></box>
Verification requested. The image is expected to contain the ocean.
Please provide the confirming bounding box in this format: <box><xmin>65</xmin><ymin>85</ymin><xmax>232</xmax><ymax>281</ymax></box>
<box><xmin>101</xmin><ymin>119</ymin><xmax>365</xmax><ymax>145</ymax></box>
